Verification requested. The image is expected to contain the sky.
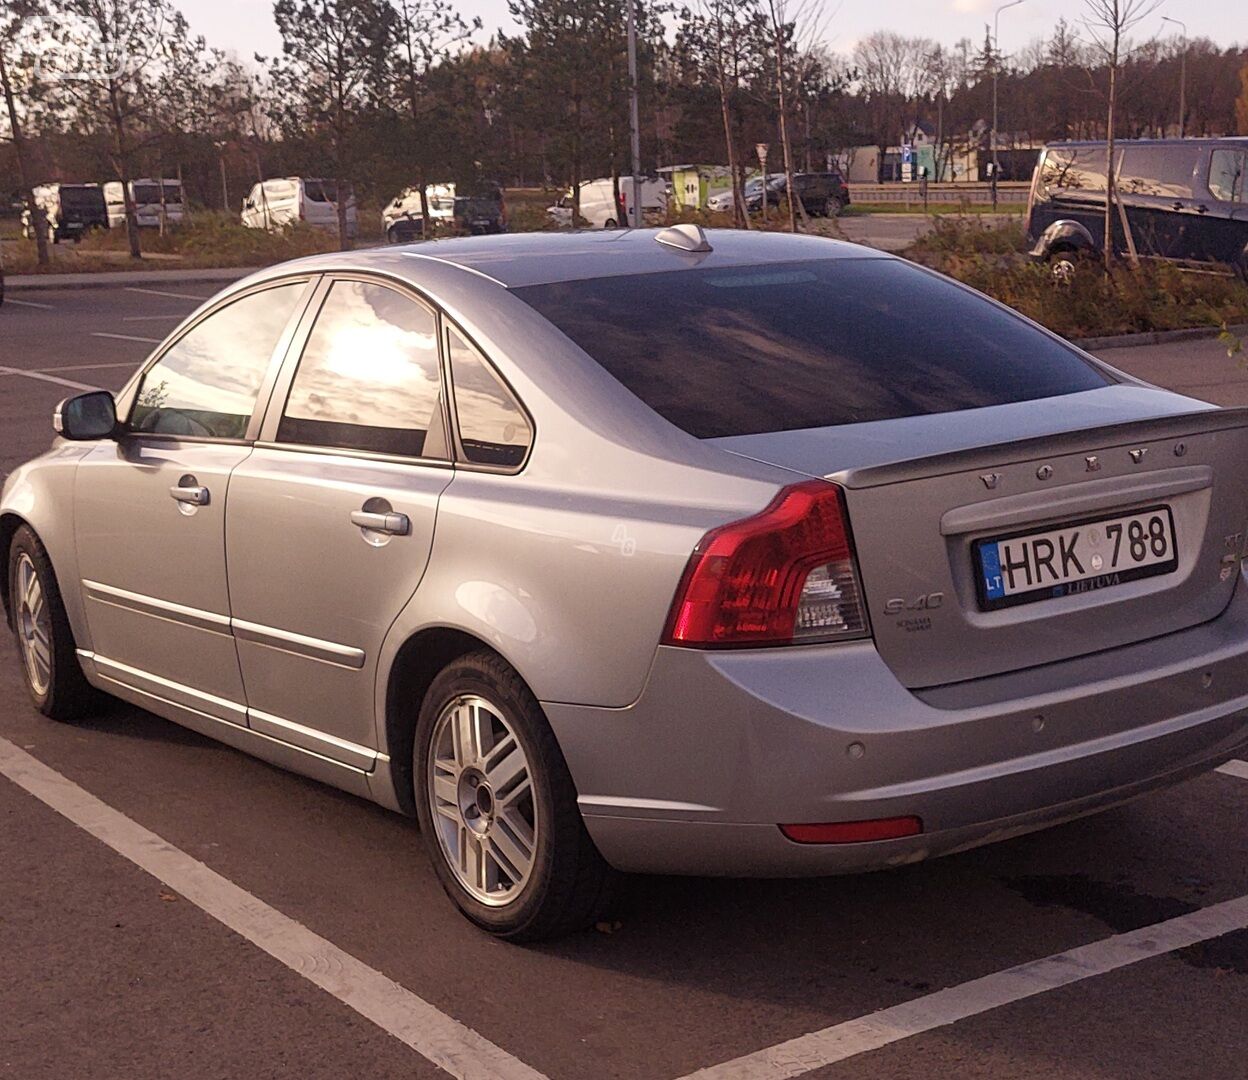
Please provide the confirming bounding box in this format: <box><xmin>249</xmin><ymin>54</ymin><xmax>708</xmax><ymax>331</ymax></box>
<box><xmin>181</xmin><ymin>0</ymin><xmax>1243</xmax><ymax>66</ymax></box>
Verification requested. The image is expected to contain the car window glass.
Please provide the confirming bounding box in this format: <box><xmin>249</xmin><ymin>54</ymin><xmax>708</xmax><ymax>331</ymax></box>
<box><xmin>1118</xmin><ymin>146</ymin><xmax>1196</xmax><ymax>198</ymax></box>
<box><xmin>515</xmin><ymin>259</ymin><xmax>1110</xmax><ymax>439</ymax></box>
<box><xmin>278</xmin><ymin>280</ymin><xmax>444</xmax><ymax>458</ymax></box>
<box><xmin>1041</xmin><ymin>148</ymin><xmax>1107</xmax><ymax>195</ymax></box>
<box><xmin>447</xmin><ymin>326</ymin><xmax>531</xmax><ymax>468</ymax></box>
<box><xmin>1209</xmin><ymin>150</ymin><xmax>1246</xmax><ymax>203</ymax></box>
<box><xmin>130</xmin><ymin>284</ymin><xmax>304</xmax><ymax>439</ymax></box>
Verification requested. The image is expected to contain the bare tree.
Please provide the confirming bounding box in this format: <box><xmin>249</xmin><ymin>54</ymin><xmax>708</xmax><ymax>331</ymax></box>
<box><xmin>0</xmin><ymin>0</ymin><xmax>49</xmax><ymax>265</ymax></box>
<box><xmin>1081</xmin><ymin>0</ymin><xmax>1161</xmax><ymax>270</ymax></box>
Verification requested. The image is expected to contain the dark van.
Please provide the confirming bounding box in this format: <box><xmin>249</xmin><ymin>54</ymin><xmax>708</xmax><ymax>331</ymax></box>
<box><xmin>22</xmin><ymin>183</ymin><xmax>109</xmax><ymax>243</ymax></box>
<box><xmin>747</xmin><ymin>172</ymin><xmax>850</xmax><ymax>217</ymax></box>
<box><xmin>1027</xmin><ymin>139</ymin><xmax>1248</xmax><ymax>279</ymax></box>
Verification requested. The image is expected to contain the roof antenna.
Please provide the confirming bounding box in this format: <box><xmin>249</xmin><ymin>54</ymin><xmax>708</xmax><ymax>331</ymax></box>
<box><xmin>655</xmin><ymin>223</ymin><xmax>712</xmax><ymax>253</ymax></box>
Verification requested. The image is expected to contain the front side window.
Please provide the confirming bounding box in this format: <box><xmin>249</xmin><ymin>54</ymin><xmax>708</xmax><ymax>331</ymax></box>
<box><xmin>515</xmin><ymin>259</ymin><xmax>1111</xmax><ymax>439</ymax></box>
<box><xmin>447</xmin><ymin>326</ymin><xmax>531</xmax><ymax>468</ymax></box>
<box><xmin>130</xmin><ymin>283</ymin><xmax>305</xmax><ymax>439</ymax></box>
<box><xmin>1041</xmin><ymin>148</ymin><xmax>1107</xmax><ymax>195</ymax></box>
<box><xmin>278</xmin><ymin>280</ymin><xmax>444</xmax><ymax>458</ymax></box>
<box><xmin>1209</xmin><ymin>150</ymin><xmax>1246</xmax><ymax>204</ymax></box>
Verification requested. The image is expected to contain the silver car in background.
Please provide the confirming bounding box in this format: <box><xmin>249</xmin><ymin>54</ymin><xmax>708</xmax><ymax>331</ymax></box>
<box><xmin>6</xmin><ymin>226</ymin><xmax>1248</xmax><ymax>940</ymax></box>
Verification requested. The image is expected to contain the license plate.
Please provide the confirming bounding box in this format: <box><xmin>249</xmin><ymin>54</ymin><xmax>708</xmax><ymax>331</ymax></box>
<box><xmin>975</xmin><ymin>505</ymin><xmax>1178</xmax><ymax>611</ymax></box>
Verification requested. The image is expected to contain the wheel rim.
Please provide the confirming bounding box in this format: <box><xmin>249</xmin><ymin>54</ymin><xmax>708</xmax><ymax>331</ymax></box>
<box><xmin>15</xmin><ymin>553</ymin><xmax>52</xmax><ymax>696</ymax></box>
<box><xmin>427</xmin><ymin>694</ymin><xmax>538</xmax><ymax>906</ymax></box>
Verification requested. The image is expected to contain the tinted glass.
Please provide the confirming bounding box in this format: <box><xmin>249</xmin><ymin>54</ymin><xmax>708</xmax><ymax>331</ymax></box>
<box><xmin>515</xmin><ymin>260</ymin><xmax>1110</xmax><ymax>439</ymax></box>
<box><xmin>278</xmin><ymin>281</ymin><xmax>443</xmax><ymax>457</ymax></box>
<box><xmin>131</xmin><ymin>284</ymin><xmax>303</xmax><ymax>439</ymax></box>
<box><xmin>1209</xmin><ymin>150</ymin><xmax>1246</xmax><ymax>204</ymax></box>
<box><xmin>447</xmin><ymin>326</ymin><xmax>531</xmax><ymax>467</ymax></box>
<box><xmin>1118</xmin><ymin>146</ymin><xmax>1196</xmax><ymax>198</ymax></box>
<box><xmin>1041</xmin><ymin>148</ymin><xmax>1108</xmax><ymax>195</ymax></box>
<box><xmin>303</xmin><ymin>180</ymin><xmax>338</xmax><ymax>203</ymax></box>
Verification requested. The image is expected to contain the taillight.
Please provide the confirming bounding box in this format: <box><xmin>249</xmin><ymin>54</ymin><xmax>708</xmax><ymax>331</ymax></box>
<box><xmin>662</xmin><ymin>480</ymin><xmax>868</xmax><ymax>648</ymax></box>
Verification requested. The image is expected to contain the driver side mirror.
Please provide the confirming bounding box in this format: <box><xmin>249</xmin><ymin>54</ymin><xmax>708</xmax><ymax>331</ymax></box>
<box><xmin>54</xmin><ymin>390</ymin><xmax>117</xmax><ymax>440</ymax></box>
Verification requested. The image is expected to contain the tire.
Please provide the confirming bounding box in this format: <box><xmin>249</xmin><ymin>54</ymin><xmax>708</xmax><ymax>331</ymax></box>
<box><xmin>603</xmin><ymin>218</ymin><xmax>617</xmax><ymax>230</ymax></box>
<box><xmin>7</xmin><ymin>525</ymin><xmax>98</xmax><ymax>722</ymax></box>
<box><xmin>413</xmin><ymin>650</ymin><xmax>615</xmax><ymax>941</ymax></box>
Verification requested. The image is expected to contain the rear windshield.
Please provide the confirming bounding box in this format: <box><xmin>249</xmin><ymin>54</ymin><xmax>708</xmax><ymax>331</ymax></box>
<box><xmin>513</xmin><ymin>259</ymin><xmax>1110</xmax><ymax>438</ymax></box>
<box><xmin>303</xmin><ymin>180</ymin><xmax>338</xmax><ymax>203</ymax></box>
<box><xmin>133</xmin><ymin>182</ymin><xmax>181</xmax><ymax>204</ymax></box>
<box><xmin>59</xmin><ymin>187</ymin><xmax>105</xmax><ymax>212</ymax></box>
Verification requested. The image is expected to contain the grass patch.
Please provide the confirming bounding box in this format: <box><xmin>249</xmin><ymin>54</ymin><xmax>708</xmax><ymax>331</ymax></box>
<box><xmin>906</xmin><ymin>218</ymin><xmax>1248</xmax><ymax>340</ymax></box>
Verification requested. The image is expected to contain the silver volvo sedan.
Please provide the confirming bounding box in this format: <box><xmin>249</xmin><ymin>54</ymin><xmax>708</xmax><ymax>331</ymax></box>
<box><xmin>6</xmin><ymin>226</ymin><xmax>1248</xmax><ymax>940</ymax></box>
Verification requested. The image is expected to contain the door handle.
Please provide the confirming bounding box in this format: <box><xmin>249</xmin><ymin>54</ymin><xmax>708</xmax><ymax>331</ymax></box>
<box><xmin>170</xmin><ymin>483</ymin><xmax>210</xmax><ymax>506</ymax></box>
<box><xmin>350</xmin><ymin>509</ymin><xmax>410</xmax><ymax>536</ymax></box>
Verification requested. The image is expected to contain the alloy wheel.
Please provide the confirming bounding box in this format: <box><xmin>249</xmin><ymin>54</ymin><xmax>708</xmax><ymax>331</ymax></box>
<box><xmin>15</xmin><ymin>553</ymin><xmax>52</xmax><ymax>697</ymax></box>
<box><xmin>427</xmin><ymin>694</ymin><xmax>538</xmax><ymax>906</ymax></box>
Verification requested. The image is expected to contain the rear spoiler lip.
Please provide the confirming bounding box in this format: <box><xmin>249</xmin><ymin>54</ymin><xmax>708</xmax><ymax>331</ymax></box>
<box><xmin>826</xmin><ymin>406</ymin><xmax>1248</xmax><ymax>490</ymax></box>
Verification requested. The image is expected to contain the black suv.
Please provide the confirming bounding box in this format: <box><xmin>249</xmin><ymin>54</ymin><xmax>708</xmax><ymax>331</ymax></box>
<box><xmin>747</xmin><ymin>172</ymin><xmax>849</xmax><ymax>217</ymax></box>
<box><xmin>1027</xmin><ymin>138</ymin><xmax>1248</xmax><ymax>279</ymax></box>
<box><xmin>452</xmin><ymin>194</ymin><xmax>506</xmax><ymax>235</ymax></box>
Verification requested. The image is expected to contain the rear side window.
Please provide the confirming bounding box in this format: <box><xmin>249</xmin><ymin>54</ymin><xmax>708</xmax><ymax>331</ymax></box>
<box><xmin>446</xmin><ymin>326</ymin><xmax>531</xmax><ymax>468</ymax></box>
<box><xmin>1210</xmin><ymin>150</ymin><xmax>1246</xmax><ymax>204</ymax></box>
<box><xmin>1118</xmin><ymin>146</ymin><xmax>1197</xmax><ymax>198</ymax></box>
<box><xmin>514</xmin><ymin>259</ymin><xmax>1110</xmax><ymax>439</ymax></box>
<box><xmin>278</xmin><ymin>280</ymin><xmax>444</xmax><ymax>458</ymax></box>
<box><xmin>131</xmin><ymin>283</ymin><xmax>305</xmax><ymax>439</ymax></box>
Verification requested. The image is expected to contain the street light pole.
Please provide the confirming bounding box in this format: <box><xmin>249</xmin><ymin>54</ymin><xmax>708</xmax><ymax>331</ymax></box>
<box><xmin>991</xmin><ymin>0</ymin><xmax>1025</xmax><ymax>197</ymax></box>
<box><xmin>1162</xmin><ymin>16</ymin><xmax>1187</xmax><ymax>138</ymax></box>
<box><xmin>625</xmin><ymin>0</ymin><xmax>642</xmax><ymax>228</ymax></box>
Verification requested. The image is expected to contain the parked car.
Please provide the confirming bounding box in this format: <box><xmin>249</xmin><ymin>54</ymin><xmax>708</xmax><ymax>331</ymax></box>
<box><xmin>547</xmin><ymin>177</ymin><xmax>667</xmax><ymax>229</ymax></box>
<box><xmin>241</xmin><ymin>177</ymin><xmax>358</xmax><ymax>238</ymax></box>
<box><xmin>103</xmin><ymin>179</ymin><xmax>185</xmax><ymax>230</ymax></box>
<box><xmin>8</xmin><ymin>226</ymin><xmax>1248</xmax><ymax>941</ymax></box>
<box><xmin>1027</xmin><ymin>138</ymin><xmax>1248</xmax><ymax>279</ymax></box>
<box><xmin>706</xmin><ymin>174</ymin><xmax>784</xmax><ymax>214</ymax></box>
<box><xmin>745</xmin><ymin>171</ymin><xmax>850</xmax><ymax>216</ymax></box>
<box><xmin>452</xmin><ymin>194</ymin><xmax>506</xmax><ymax>236</ymax></box>
<box><xmin>382</xmin><ymin>183</ymin><xmax>457</xmax><ymax>243</ymax></box>
<box><xmin>21</xmin><ymin>183</ymin><xmax>108</xmax><ymax>243</ymax></box>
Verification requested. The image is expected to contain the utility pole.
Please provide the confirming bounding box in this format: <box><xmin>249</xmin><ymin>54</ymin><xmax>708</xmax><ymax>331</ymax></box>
<box><xmin>1162</xmin><ymin>16</ymin><xmax>1187</xmax><ymax>137</ymax></box>
<box><xmin>625</xmin><ymin>0</ymin><xmax>642</xmax><ymax>228</ymax></box>
<box><xmin>992</xmin><ymin>0</ymin><xmax>1026</xmax><ymax>191</ymax></box>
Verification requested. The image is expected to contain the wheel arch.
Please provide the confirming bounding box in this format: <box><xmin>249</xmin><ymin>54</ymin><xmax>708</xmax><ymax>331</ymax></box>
<box><xmin>0</xmin><ymin>511</ymin><xmax>28</xmax><ymax>630</ymax></box>
<box><xmin>381</xmin><ymin>625</ymin><xmax>518</xmax><ymax>816</ymax></box>
<box><xmin>1039</xmin><ymin>218</ymin><xmax>1096</xmax><ymax>257</ymax></box>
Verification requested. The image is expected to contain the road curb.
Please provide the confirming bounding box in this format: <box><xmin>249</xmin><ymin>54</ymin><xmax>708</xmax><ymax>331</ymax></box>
<box><xmin>1077</xmin><ymin>323</ymin><xmax>1248</xmax><ymax>351</ymax></box>
<box><xmin>5</xmin><ymin>267</ymin><xmax>255</xmax><ymax>291</ymax></box>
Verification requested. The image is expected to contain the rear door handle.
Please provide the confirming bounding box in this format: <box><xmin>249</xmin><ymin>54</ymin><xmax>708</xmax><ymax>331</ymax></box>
<box><xmin>350</xmin><ymin>509</ymin><xmax>410</xmax><ymax>536</ymax></box>
<box><xmin>170</xmin><ymin>483</ymin><xmax>210</xmax><ymax>506</ymax></box>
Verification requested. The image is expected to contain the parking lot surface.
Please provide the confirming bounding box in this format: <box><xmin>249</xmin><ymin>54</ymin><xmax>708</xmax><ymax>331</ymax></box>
<box><xmin>2</xmin><ymin>285</ymin><xmax>1247</xmax><ymax>1080</ymax></box>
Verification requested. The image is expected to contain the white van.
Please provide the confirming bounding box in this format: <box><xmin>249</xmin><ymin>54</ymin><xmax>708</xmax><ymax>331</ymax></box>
<box><xmin>103</xmin><ymin>179</ymin><xmax>184</xmax><ymax>229</ymax></box>
<box><xmin>546</xmin><ymin>177</ymin><xmax>668</xmax><ymax>229</ymax></box>
<box><xmin>241</xmin><ymin>177</ymin><xmax>358</xmax><ymax>238</ymax></box>
<box><xmin>381</xmin><ymin>183</ymin><xmax>456</xmax><ymax>242</ymax></box>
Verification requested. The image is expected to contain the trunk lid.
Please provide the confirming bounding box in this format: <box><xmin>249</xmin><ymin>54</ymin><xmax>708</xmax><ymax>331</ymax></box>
<box><xmin>713</xmin><ymin>387</ymin><xmax>1248</xmax><ymax>687</ymax></box>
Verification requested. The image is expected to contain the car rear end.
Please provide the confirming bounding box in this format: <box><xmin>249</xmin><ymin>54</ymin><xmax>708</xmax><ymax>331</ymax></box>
<box><xmin>58</xmin><ymin>185</ymin><xmax>108</xmax><ymax>238</ymax></box>
<box><xmin>514</xmin><ymin>243</ymin><xmax>1248</xmax><ymax>875</ymax></box>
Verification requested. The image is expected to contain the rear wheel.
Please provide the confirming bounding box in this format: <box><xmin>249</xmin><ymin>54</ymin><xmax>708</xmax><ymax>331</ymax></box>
<box><xmin>413</xmin><ymin>651</ymin><xmax>615</xmax><ymax>941</ymax></box>
<box><xmin>603</xmin><ymin>218</ymin><xmax>617</xmax><ymax>229</ymax></box>
<box><xmin>7</xmin><ymin>525</ymin><xmax>97</xmax><ymax>721</ymax></box>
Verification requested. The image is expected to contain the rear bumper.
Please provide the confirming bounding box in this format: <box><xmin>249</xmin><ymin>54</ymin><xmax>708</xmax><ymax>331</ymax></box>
<box><xmin>544</xmin><ymin>581</ymin><xmax>1248</xmax><ymax>876</ymax></box>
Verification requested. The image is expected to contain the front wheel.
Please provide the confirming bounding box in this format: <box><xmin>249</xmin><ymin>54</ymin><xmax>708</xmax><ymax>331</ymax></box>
<box><xmin>413</xmin><ymin>651</ymin><xmax>615</xmax><ymax>941</ymax></box>
<box><xmin>7</xmin><ymin>525</ymin><xmax>98</xmax><ymax>721</ymax></box>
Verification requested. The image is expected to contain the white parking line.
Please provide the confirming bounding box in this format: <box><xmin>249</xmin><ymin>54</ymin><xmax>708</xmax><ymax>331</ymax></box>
<box><xmin>122</xmin><ymin>314</ymin><xmax>184</xmax><ymax>322</ymax></box>
<box><xmin>124</xmin><ymin>286</ymin><xmax>209</xmax><ymax>301</ymax></box>
<box><xmin>90</xmin><ymin>332</ymin><xmax>161</xmax><ymax>344</ymax></box>
<box><xmin>0</xmin><ymin>737</ymin><xmax>548</xmax><ymax>1080</ymax></box>
<box><xmin>677</xmin><ymin>893</ymin><xmax>1248</xmax><ymax>1080</ymax></box>
<box><xmin>1217</xmin><ymin>759</ymin><xmax>1248</xmax><ymax>781</ymax></box>
<box><xmin>3</xmin><ymin>297</ymin><xmax>54</xmax><ymax>309</ymax></box>
<box><xmin>0</xmin><ymin>365</ymin><xmax>101</xmax><ymax>392</ymax></box>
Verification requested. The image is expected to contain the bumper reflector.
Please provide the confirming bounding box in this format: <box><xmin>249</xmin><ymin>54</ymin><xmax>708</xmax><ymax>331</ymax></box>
<box><xmin>780</xmin><ymin>817</ymin><xmax>923</xmax><ymax>844</ymax></box>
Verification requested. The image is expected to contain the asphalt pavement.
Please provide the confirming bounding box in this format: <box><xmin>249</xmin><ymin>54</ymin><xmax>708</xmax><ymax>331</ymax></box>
<box><xmin>1</xmin><ymin>286</ymin><xmax>1247</xmax><ymax>1080</ymax></box>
